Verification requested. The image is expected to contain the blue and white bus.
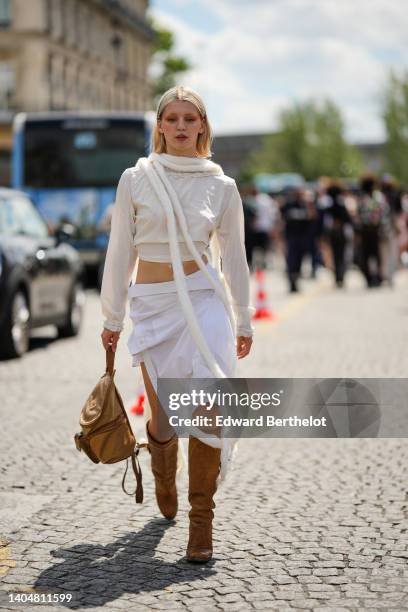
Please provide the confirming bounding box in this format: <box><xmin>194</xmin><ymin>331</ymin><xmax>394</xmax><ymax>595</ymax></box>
<box><xmin>12</xmin><ymin>111</ymin><xmax>154</xmax><ymax>283</ymax></box>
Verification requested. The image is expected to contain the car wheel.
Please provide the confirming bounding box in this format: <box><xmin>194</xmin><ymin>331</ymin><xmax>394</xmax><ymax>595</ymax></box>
<box><xmin>57</xmin><ymin>281</ymin><xmax>85</xmax><ymax>338</ymax></box>
<box><xmin>0</xmin><ymin>290</ymin><xmax>30</xmax><ymax>359</ymax></box>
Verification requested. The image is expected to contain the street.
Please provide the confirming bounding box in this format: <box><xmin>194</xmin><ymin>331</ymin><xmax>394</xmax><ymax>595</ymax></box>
<box><xmin>1</xmin><ymin>262</ymin><xmax>407</xmax><ymax>611</ymax></box>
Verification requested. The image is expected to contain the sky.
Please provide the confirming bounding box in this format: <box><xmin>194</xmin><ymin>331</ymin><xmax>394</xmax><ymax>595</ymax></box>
<box><xmin>148</xmin><ymin>0</ymin><xmax>408</xmax><ymax>143</ymax></box>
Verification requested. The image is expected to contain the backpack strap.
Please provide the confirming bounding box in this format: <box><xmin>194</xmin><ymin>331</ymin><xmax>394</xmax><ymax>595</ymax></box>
<box><xmin>105</xmin><ymin>347</ymin><xmax>115</xmax><ymax>375</ymax></box>
<box><xmin>121</xmin><ymin>442</ymin><xmax>149</xmax><ymax>504</ymax></box>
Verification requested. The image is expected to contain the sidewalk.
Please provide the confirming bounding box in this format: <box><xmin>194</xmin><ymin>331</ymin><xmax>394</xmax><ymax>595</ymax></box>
<box><xmin>0</xmin><ymin>260</ymin><xmax>407</xmax><ymax>611</ymax></box>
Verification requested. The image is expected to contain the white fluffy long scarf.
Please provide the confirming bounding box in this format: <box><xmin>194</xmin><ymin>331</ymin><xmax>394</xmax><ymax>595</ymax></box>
<box><xmin>137</xmin><ymin>153</ymin><xmax>239</xmax><ymax>475</ymax></box>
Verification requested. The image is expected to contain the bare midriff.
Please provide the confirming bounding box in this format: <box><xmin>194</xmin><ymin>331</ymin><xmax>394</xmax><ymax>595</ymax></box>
<box><xmin>135</xmin><ymin>254</ymin><xmax>208</xmax><ymax>283</ymax></box>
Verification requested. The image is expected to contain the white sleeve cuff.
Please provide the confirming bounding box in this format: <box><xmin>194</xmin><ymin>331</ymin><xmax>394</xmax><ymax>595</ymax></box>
<box><xmin>103</xmin><ymin>320</ymin><xmax>124</xmax><ymax>332</ymax></box>
<box><xmin>235</xmin><ymin>305</ymin><xmax>256</xmax><ymax>337</ymax></box>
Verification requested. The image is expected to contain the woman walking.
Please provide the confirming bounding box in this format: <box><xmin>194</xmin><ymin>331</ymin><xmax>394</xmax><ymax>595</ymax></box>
<box><xmin>356</xmin><ymin>175</ymin><xmax>390</xmax><ymax>288</ymax></box>
<box><xmin>100</xmin><ymin>86</ymin><xmax>254</xmax><ymax>563</ymax></box>
<box><xmin>321</xmin><ymin>182</ymin><xmax>353</xmax><ymax>288</ymax></box>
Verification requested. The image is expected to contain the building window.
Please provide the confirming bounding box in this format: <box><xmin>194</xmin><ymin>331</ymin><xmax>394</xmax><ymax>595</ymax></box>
<box><xmin>0</xmin><ymin>0</ymin><xmax>11</xmax><ymax>27</ymax></box>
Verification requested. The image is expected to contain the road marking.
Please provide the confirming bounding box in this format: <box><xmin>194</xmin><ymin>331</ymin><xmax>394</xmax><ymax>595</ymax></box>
<box><xmin>0</xmin><ymin>540</ymin><xmax>15</xmax><ymax>577</ymax></box>
<box><xmin>254</xmin><ymin>279</ymin><xmax>331</xmax><ymax>334</ymax></box>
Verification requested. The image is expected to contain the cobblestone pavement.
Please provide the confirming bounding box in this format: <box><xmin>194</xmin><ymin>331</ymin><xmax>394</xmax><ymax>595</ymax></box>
<box><xmin>0</xmin><ymin>262</ymin><xmax>407</xmax><ymax>611</ymax></box>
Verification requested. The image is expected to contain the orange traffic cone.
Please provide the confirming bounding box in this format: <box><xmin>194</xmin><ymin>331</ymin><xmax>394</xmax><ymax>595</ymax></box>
<box><xmin>253</xmin><ymin>268</ymin><xmax>275</xmax><ymax>320</ymax></box>
<box><xmin>130</xmin><ymin>379</ymin><xmax>145</xmax><ymax>415</ymax></box>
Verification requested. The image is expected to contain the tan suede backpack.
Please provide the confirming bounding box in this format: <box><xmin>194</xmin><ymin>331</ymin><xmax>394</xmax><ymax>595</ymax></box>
<box><xmin>74</xmin><ymin>348</ymin><xmax>147</xmax><ymax>503</ymax></box>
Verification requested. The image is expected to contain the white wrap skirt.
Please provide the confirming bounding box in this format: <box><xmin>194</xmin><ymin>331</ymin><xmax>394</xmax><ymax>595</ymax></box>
<box><xmin>126</xmin><ymin>262</ymin><xmax>238</xmax><ymax>480</ymax></box>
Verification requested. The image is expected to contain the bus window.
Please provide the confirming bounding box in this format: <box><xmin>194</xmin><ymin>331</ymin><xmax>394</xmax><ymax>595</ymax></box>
<box><xmin>23</xmin><ymin>119</ymin><xmax>146</xmax><ymax>189</ymax></box>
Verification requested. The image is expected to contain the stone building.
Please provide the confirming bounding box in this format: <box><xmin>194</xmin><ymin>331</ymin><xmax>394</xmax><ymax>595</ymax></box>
<box><xmin>212</xmin><ymin>132</ymin><xmax>385</xmax><ymax>183</ymax></box>
<box><xmin>0</xmin><ymin>0</ymin><xmax>154</xmax><ymax>183</ymax></box>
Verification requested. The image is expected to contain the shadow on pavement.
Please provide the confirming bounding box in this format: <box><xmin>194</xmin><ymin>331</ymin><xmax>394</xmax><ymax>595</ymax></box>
<box><xmin>29</xmin><ymin>335</ymin><xmax>58</xmax><ymax>352</ymax></box>
<box><xmin>34</xmin><ymin>518</ymin><xmax>217</xmax><ymax>609</ymax></box>
<box><xmin>0</xmin><ymin>335</ymin><xmax>57</xmax><ymax>361</ymax></box>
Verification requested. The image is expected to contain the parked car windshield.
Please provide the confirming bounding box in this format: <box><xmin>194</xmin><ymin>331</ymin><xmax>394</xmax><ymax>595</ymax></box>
<box><xmin>0</xmin><ymin>195</ymin><xmax>49</xmax><ymax>239</ymax></box>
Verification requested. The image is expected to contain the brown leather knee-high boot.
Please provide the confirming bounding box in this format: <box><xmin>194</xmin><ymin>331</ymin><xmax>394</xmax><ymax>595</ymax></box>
<box><xmin>186</xmin><ymin>436</ymin><xmax>221</xmax><ymax>563</ymax></box>
<box><xmin>146</xmin><ymin>421</ymin><xmax>178</xmax><ymax>520</ymax></box>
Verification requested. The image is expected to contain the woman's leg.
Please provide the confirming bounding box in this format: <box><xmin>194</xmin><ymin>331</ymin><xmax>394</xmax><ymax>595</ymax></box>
<box><xmin>140</xmin><ymin>363</ymin><xmax>221</xmax><ymax>552</ymax></box>
<box><xmin>187</xmin><ymin>436</ymin><xmax>221</xmax><ymax>563</ymax></box>
<box><xmin>140</xmin><ymin>361</ymin><xmax>174</xmax><ymax>443</ymax></box>
<box><xmin>186</xmin><ymin>395</ymin><xmax>222</xmax><ymax>562</ymax></box>
<box><xmin>140</xmin><ymin>361</ymin><xmax>178</xmax><ymax>520</ymax></box>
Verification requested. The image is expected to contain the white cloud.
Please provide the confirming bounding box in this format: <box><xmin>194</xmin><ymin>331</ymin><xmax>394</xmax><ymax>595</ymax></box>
<box><xmin>205</xmin><ymin>0</ymin><xmax>408</xmax><ymax>48</ymax></box>
<box><xmin>149</xmin><ymin>1</ymin><xmax>407</xmax><ymax>141</ymax></box>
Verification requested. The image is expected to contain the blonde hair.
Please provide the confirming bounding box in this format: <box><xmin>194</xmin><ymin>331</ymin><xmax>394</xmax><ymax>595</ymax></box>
<box><xmin>152</xmin><ymin>86</ymin><xmax>213</xmax><ymax>158</ymax></box>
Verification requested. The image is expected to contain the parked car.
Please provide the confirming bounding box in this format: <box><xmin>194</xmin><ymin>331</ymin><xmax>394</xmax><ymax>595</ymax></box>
<box><xmin>0</xmin><ymin>188</ymin><xmax>85</xmax><ymax>359</ymax></box>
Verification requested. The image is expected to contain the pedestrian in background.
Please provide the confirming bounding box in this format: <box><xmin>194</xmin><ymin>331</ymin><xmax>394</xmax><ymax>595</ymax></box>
<box><xmin>304</xmin><ymin>188</ymin><xmax>321</xmax><ymax>278</ymax></box>
<box><xmin>399</xmin><ymin>191</ymin><xmax>408</xmax><ymax>264</ymax></box>
<box><xmin>281</xmin><ymin>187</ymin><xmax>313</xmax><ymax>292</ymax></box>
<box><xmin>248</xmin><ymin>185</ymin><xmax>278</xmax><ymax>270</ymax></box>
<box><xmin>321</xmin><ymin>181</ymin><xmax>353</xmax><ymax>287</ymax></box>
<box><xmin>356</xmin><ymin>174</ymin><xmax>390</xmax><ymax>288</ymax></box>
<box><xmin>240</xmin><ymin>184</ymin><xmax>258</xmax><ymax>270</ymax></box>
<box><xmin>380</xmin><ymin>174</ymin><xmax>403</xmax><ymax>285</ymax></box>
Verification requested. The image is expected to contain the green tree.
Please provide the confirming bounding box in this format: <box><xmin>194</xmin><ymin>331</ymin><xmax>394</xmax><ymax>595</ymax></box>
<box><xmin>382</xmin><ymin>69</ymin><xmax>408</xmax><ymax>184</ymax></box>
<box><xmin>244</xmin><ymin>99</ymin><xmax>362</xmax><ymax>181</ymax></box>
<box><xmin>148</xmin><ymin>18</ymin><xmax>192</xmax><ymax>102</ymax></box>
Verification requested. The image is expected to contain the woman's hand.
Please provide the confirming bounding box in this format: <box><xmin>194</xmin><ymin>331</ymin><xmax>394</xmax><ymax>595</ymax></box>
<box><xmin>101</xmin><ymin>328</ymin><xmax>121</xmax><ymax>353</ymax></box>
<box><xmin>237</xmin><ymin>335</ymin><xmax>253</xmax><ymax>359</ymax></box>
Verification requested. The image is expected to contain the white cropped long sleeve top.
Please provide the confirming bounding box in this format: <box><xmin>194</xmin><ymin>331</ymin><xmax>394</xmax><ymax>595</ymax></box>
<box><xmin>100</xmin><ymin>153</ymin><xmax>255</xmax><ymax>337</ymax></box>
